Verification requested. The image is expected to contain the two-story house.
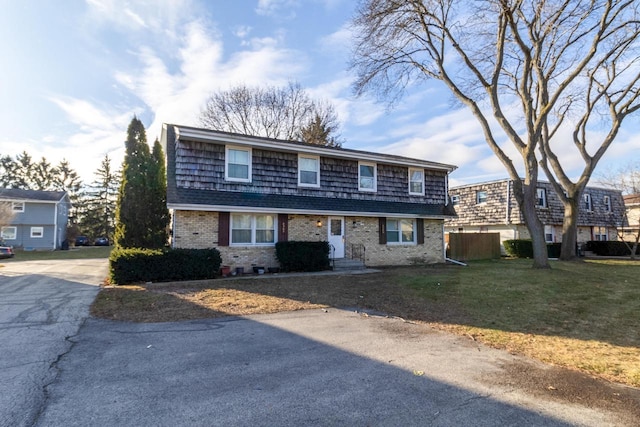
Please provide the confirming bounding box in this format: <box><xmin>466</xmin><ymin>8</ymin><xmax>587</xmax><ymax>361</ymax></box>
<box><xmin>0</xmin><ymin>188</ymin><xmax>71</xmax><ymax>250</ymax></box>
<box><xmin>161</xmin><ymin>124</ymin><xmax>457</xmax><ymax>270</ymax></box>
<box><xmin>445</xmin><ymin>179</ymin><xmax>625</xmax><ymax>250</ymax></box>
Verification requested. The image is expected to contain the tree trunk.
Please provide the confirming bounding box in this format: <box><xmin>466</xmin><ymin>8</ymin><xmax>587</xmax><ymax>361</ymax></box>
<box><xmin>519</xmin><ymin>182</ymin><xmax>551</xmax><ymax>269</ymax></box>
<box><xmin>513</xmin><ymin>179</ymin><xmax>551</xmax><ymax>269</ymax></box>
<box><xmin>560</xmin><ymin>199</ymin><xmax>580</xmax><ymax>261</ymax></box>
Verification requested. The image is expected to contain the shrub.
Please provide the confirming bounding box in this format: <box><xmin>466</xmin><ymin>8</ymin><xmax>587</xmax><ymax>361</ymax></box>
<box><xmin>110</xmin><ymin>247</ymin><xmax>221</xmax><ymax>285</ymax></box>
<box><xmin>275</xmin><ymin>241</ymin><xmax>330</xmax><ymax>272</ymax></box>
<box><xmin>586</xmin><ymin>240</ymin><xmax>639</xmax><ymax>256</ymax></box>
<box><xmin>504</xmin><ymin>240</ymin><xmax>562</xmax><ymax>258</ymax></box>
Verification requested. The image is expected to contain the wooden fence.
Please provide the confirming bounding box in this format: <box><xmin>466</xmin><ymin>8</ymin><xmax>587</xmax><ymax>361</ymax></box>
<box><xmin>446</xmin><ymin>233</ymin><xmax>501</xmax><ymax>261</ymax></box>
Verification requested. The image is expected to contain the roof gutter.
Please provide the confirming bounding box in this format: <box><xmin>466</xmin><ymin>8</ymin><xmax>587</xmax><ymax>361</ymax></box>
<box><xmin>167</xmin><ymin>203</ymin><xmax>452</xmax><ymax>220</ymax></box>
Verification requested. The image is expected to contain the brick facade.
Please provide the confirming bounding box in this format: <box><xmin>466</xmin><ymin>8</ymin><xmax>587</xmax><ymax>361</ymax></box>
<box><xmin>173</xmin><ymin>210</ymin><xmax>445</xmax><ymax>269</ymax></box>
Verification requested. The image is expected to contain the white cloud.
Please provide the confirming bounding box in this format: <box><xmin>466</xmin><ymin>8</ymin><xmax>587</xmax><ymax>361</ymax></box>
<box><xmin>255</xmin><ymin>0</ymin><xmax>299</xmax><ymax>19</ymax></box>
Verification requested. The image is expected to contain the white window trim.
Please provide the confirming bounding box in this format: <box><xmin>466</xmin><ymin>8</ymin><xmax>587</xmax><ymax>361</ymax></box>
<box><xmin>476</xmin><ymin>190</ymin><xmax>488</xmax><ymax>204</ymax></box>
<box><xmin>12</xmin><ymin>202</ymin><xmax>25</xmax><ymax>212</ymax></box>
<box><xmin>408</xmin><ymin>168</ymin><xmax>425</xmax><ymax>195</ymax></box>
<box><xmin>386</xmin><ymin>218</ymin><xmax>417</xmax><ymax>246</ymax></box>
<box><xmin>30</xmin><ymin>226</ymin><xmax>44</xmax><ymax>238</ymax></box>
<box><xmin>358</xmin><ymin>161</ymin><xmax>377</xmax><ymax>192</ymax></box>
<box><xmin>298</xmin><ymin>154</ymin><xmax>320</xmax><ymax>188</ymax></box>
<box><xmin>451</xmin><ymin>195</ymin><xmax>460</xmax><ymax>205</ymax></box>
<box><xmin>225</xmin><ymin>145</ymin><xmax>252</xmax><ymax>182</ymax></box>
<box><xmin>544</xmin><ymin>225</ymin><xmax>555</xmax><ymax>243</ymax></box>
<box><xmin>536</xmin><ymin>188</ymin><xmax>547</xmax><ymax>208</ymax></box>
<box><xmin>584</xmin><ymin>193</ymin><xmax>592</xmax><ymax>211</ymax></box>
<box><xmin>604</xmin><ymin>195</ymin><xmax>611</xmax><ymax>212</ymax></box>
<box><xmin>1</xmin><ymin>226</ymin><xmax>17</xmax><ymax>240</ymax></box>
<box><xmin>230</xmin><ymin>213</ymin><xmax>277</xmax><ymax>246</ymax></box>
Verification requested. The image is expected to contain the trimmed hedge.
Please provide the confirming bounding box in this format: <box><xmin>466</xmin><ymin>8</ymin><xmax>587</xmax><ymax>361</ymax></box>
<box><xmin>585</xmin><ymin>240</ymin><xmax>639</xmax><ymax>256</ymax></box>
<box><xmin>275</xmin><ymin>241</ymin><xmax>330</xmax><ymax>272</ymax></box>
<box><xmin>504</xmin><ymin>240</ymin><xmax>562</xmax><ymax>258</ymax></box>
<box><xmin>110</xmin><ymin>247</ymin><xmax>222</xmax><ymax>285</ymax></box>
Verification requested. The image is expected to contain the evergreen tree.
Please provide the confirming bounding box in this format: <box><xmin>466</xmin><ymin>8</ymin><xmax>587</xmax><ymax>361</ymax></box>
<box><xmin>81</xmin><ymin>154</ymin><xmax>120</xmax><ymax>241</ymax></box>
<box><xmin>114</xmin><ymin>117</ymin><xmax>168</xmax><ymax>249</ymax></box>
<box><xmin>147</xmin><ymin>139</ymin><xmax>169</xmax><ymax>248</ymax></box>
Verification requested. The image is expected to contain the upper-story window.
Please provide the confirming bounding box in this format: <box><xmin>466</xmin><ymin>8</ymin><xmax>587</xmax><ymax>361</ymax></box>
<box><xmin>358</xmin><ymin>162</ymin><xmax>377</xmax><ymax>192</ymax></box>
<box><xmin>298</xmin><ymin>155</ymin><xmax>320</xmax><ymax>187</ymax></box>
<box><xmin>451</xmin><ymin>195</ymin><xmax>460</xmax><ymax>205</ymax></box>
<box><xmin>536</xmin><ymin>188</ymin><xmax>547</xmax><ymax>208</ymax></box>
<box><xmin>584</xmin><ymin>193</ymin><xmax>592</xmax><ymax>211</ymax></box>
<box><xmin>604</xmin><ymin>195</ymin><xmax>612</xmax><ymax>212</ymax></box>
<box><xmin>408</xmin><ymin>168</ymin><xmax>424</xmax><ymax>195</ymax></box>
<box><xmin>225</xmin><ymin>146</ymin><xmax>251</xmax><ymax>182</ymax></box>
<box><xmin>476</xmin><ymin>190</ymin><xmax>488</xmax><ymax>204</ymax></box>
<box><xmin>12</xmin><ymin>202</ymin><xmax>24</xmax><ymax>212</ymax></box>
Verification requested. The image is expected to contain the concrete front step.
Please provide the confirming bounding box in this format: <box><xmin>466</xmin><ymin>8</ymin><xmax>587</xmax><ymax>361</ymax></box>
<box><xmin>332</xmin><ymin>258</ymin><xmax>366</xmax><ymax>270</ymax></box>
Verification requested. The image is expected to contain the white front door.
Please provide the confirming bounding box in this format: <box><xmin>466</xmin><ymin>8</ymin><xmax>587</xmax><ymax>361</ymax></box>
<box><xmin>328</xmin><ymin>216</ymin><xmax>345</xmax><ymax>258</ymax></box>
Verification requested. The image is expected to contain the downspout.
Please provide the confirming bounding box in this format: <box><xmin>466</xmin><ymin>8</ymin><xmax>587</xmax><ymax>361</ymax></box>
<box><xmin>505</xmin><ymin>179</ymin><xmax>511</xmax><ymax>225</ymax></box>
<box><xmin>53</xmin><ymin>202</ymin><xmax>58</xmax><ymax>250</ymax></box>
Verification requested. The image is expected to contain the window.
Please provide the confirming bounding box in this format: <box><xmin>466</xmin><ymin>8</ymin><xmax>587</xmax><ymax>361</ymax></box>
<box><xmin>230</xmin><ymin>214</ymin><xmax>276</xmax><ymax>245</ymax></box>
<box><xmin>536</xmin><ymin>188</ymin><xmax>547</xmax><ymax>208</ymax></box>
<box><xmin>544</xmin><ymin>225</ymin><xmax>555</xmax><ymax>243</ymax></box>
<box><xmin>583</xmin><ymin>193</ymin><xmax>592</xmax><ymax>211</ymax></box>
<box><xmin>604</xmin><ymin>195</ymin><xmax>612</xmax><ymax>212</ymax></box>
<box><xmin>12</xmin><ymin>202</ymin><xmax>24</xmax><ymax>212</ymax></box>
<box><xmin>594</xmin><ymin>226</ymin><xmax>607</xmax><ymax>241</ymax></box>
<box><xmin>451</xmin><ymin>195</ymin><xmax>460</xmax><ymax>205</ymax></box>
<box><xmin>386</xmin><ymin>218</ymin><xmax>415</xmax><ymax>244</ymax></box>
<box><xmin>298</xmin><ymin>155</ymin><xmax>320</xmax><ymax>187</ymax></box>
<box><xmin>1</xmin><ymin>226</ymin><xmax>16</xmax><ymax>240</ymax></box>
<box><xmin>408</xmin><ymin>168</ymin><xmax>424</xmax><ymax>195</ymax></box>
<box><xmin>30</xmin><ymin>227</ymin><xmax>43</xmax><ymax>238</ymax></box>
<box><xmin>225</xmin><ymin>146</ymin><xmax>251</xmax><ymax>182</ymax></box>
<box><xmin>358</xmin><ymin>162</ymin><xmax>376</xmax><ymax>192</ymax></box>
<box><xmin>476</xmin><ymin>190</ymin><xmax>488</xmax><ymax>204</ymax></box>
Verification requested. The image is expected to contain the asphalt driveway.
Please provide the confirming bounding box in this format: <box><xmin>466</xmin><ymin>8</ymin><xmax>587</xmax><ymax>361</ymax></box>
<box><xmin>2</xmin><ymin>259</ymin><xmax>637</xmax><ymax>426</ymax></box>
<box><xmin>0</xmin><ymin>258</ymin><xmax>107</xmax><ymax>427</ymax></box>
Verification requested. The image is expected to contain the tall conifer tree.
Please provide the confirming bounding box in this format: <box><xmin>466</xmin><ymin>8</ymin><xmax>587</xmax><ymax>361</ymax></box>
<box><xmin>114</xmin><ymin>117</ymin><xmax>168</xmax><ymax>249</ymax></box>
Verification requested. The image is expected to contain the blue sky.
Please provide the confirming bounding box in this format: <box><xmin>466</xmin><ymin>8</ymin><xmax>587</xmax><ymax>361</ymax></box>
<box><xmin>1</xmin><ymin>0</ymin><xmax>638</xmax><ymax>187</ymax></box>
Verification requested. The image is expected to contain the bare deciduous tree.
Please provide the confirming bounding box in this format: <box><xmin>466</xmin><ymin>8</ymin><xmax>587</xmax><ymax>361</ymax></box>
<box><xmin>351</xmin><ymin>0</ymin><xmax>640</xmax><ymax>267</ymax></box>
<box><xmin>0</xmin><ymin>201</ymin><xmax>15</xmax><ymax>232</ymax></box>
<box><xmin>200</xmin><ymin>81</ymin><xmax>343</xmax><ymax>146</ymax></box>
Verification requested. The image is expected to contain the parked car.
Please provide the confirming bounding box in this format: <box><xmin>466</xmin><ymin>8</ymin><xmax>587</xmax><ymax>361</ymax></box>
<box><xmin>0</xmin><ymin>238</ymin><xmax>14</xmax><ymax>259</ymax></box>
<box><xmin>94</xmin><ymin>237</ymin><xmax>110</xmax><ymax>246</ymax></box>
<box><xmin>75</xmin><ymin>236</ymin><xmax>90</xmax><ymax>246</ymax></box>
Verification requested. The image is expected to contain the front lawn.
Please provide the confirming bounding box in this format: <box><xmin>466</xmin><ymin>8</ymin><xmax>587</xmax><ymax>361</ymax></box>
<box><xmin>91</xmin><ymin>258</ymin><xmax>640</xmax><ymax>387</ymax></box>
<box><xmin>2</xmin><ymin>246</ymin><xmax>112</xmax><ymax>262</ymax></box>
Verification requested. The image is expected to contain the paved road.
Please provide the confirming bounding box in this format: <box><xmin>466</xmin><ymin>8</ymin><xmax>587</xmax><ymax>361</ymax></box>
<box><xmin>2</xmin><ymin>260</ymin><xmax>636</xmax><ymax>426</ymax></box>
<box><xmin>0</xmin><ymin>259</ymin><xmax>107</xmax><ymax>427</ymax></box>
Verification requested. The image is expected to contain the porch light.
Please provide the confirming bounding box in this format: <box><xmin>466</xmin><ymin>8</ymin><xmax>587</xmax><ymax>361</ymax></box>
<box><xmin>316</xmin><ymin>220</ymin><xmax>322</xmax><ymax>228</ymax></box>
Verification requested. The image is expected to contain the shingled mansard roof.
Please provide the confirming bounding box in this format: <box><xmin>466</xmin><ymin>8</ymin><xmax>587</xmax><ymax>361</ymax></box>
<box><xmin>162</xmin><ymin>124</ymin><xmax>457</xmax><ymax>218</ymax></box>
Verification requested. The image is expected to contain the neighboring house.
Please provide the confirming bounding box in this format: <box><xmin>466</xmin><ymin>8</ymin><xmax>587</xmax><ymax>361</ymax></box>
<box><xmin>0</xmin><ymin>188</ymin><xmax>71</xmax><ymax>250</ymax></box>
<box><xmin>620</xmin><ymin>194</ymin><xmax>640</xmax><ymax>241</ymax></box>
<box><xmin>445</xmin><ymin>179</ymin><xmax>625</xmax><ymax>249</ymax></box>
<box><xmin>161</xmin><ymin>124</ymin><xmax>457</xmax><ymax>269</ymax></box>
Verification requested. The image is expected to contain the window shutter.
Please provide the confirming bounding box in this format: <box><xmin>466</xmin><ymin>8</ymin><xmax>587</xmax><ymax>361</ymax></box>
<box><xmin>218</xmin><ymin>212</ymin><xmax>230</xmax><ymax>246</ymax></box>
<box><xmin>378</xmin><ymin>217</ymin><xmax>387</xmax><ymax>244</ymax></box>
<box><xmin>278</xmin><ymin>214</ymin><xmax>288</xmax><ymax>242</ymax></box>
<box><xmin>417</xmin><ymin>218</ymin><xmax>424</xmax><ymax>245</ymax></box>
